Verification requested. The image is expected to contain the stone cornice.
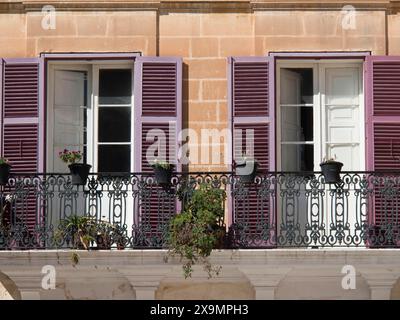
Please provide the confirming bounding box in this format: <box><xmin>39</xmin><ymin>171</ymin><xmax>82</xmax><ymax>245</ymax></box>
<box><xmin>0</xmin><ymin>1</ymin><xmax>399</xmax><ymax>13</ymax></box>
<box><xmin>1</xmin><ymin>249</ymin><xmax>400</xmax><ymax>267</ymax></box>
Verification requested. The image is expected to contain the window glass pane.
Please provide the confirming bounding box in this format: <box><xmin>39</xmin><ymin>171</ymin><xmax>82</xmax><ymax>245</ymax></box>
<box><xmin>99</xmin><ymin>69</ymin><xmax>132</xmax><ymax>104</ymax></box>
<box><xmin>281</xmin><ymin>144</ymin><xmax>314</xmax><ymax>172</ymax></box>
<box><xmin>98</xmin><ymin>145</ymin><xmax>130</xmax><ymax>172</ymax></box>
<box><xmin>280</xmin><ymin>68</ymin><xmax>313</xmax><ymax>105</ymax></box>
<box><xmin>281</xmin><ymin>106</ymin><xmax>313</xmax><ymax>142</ymax></box>
<box><xmin>98</xmin><ymin>107</ymin><xmax>131</xmax><ymax>142</ymax></box>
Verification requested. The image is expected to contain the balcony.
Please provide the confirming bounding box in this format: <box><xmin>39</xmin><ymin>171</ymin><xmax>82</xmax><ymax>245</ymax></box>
<box><xmin>0</xmin><ymin>171</ymin><xmax>399</xmax><ymax>250</ymax></box>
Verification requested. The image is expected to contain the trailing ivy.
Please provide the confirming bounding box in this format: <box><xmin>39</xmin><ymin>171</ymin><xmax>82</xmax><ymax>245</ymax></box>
<box><xmin>167</xmin><ymin>182</ymin><xmax>226</xmax><ymax>278</ymax></box>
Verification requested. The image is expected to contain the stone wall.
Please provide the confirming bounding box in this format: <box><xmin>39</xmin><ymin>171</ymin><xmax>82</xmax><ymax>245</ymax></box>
<box><xmin>0</xmin><ymin>1</ymin><xmax>396</xmax><ymax>170</ymax></box>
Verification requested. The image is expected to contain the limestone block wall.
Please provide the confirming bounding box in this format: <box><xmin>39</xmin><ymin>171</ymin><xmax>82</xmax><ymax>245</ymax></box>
<box><xmin>389</xmin><ymin>12</ymin><xmax>400</xmax><ymax>55</ymax></box>
<box><xmin>0</xmin><ymin>1</ymin><xmax>398</xmax><ymax>171</ymax></box>
<box><xmin>26</xmin><ymin>11</ymin><xmax>157</xmax><ymax>56</ymax></box>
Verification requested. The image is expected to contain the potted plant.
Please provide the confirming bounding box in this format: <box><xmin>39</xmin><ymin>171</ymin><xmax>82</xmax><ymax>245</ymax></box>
<box><xmin>59</xmin><ymin>149</ymin><xmax>92</xmax><ymax>185</ymax></box>
<box><xmin>234</xmin><ymin>153</ymin><xmax>259</xmax><ymax>183</ymax></box>
<box><xmin>94</xmin><ymin>219</ymin><xmax>114</xmax><ymax>250</ymax></box>
<box><xmin>114</xmin><ymin>225</ymin><xmax>128</xmax><ymax>250</ymax></box>
<box><xmin>320</xmin><ymin>156</ymin><xmax>343</xmax><ymax>184</ymax></box>
<box><xmin>0</xmin><ymin>157</ymin><xmax>11</xmax><ymax>185</ymax></box>
<box><xmin>151</xmin><ymin>159</ymin><xmax>173</xmax><ymax>185</ymax></box>
<box><xmin>167</xmin><ymin>182</ymin><xmax>226</xmax><ymax>278</ymax></box>
<box><xmin>56</xmin><ymin>215</ymin><xmax>96</xmax><ymax>250</ymax></box>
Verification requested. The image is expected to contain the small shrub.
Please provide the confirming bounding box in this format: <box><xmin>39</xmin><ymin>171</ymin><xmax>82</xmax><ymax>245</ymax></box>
<box><xmin>167</xmin><ymin>182</ymin><xmax>226</xmax><ymax>278</ymax></box>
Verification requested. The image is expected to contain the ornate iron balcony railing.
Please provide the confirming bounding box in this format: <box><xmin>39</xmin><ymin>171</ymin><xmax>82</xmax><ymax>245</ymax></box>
<box><xmin>0</xmin><ymin>172</ymin><xmax>399</xmax><ymax>249</ymax></box>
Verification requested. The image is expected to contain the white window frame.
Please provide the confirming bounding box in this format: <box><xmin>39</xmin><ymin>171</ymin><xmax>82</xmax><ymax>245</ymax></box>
<box><xmin>92</xmin><ymin>64</ymin><xmax>135</xmax><ymax>173</ymax></box>
<box><xmin>276</xmin><ymin>59</ymin><xmax>365</xmax><ymax>172</ymax></box>
<box><xmin>46</xmin><ymin>60</ymin><xmax>135</xmax><ymax>173</ymax></box>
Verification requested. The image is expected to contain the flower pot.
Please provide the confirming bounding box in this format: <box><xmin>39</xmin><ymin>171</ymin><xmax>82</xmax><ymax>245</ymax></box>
<box><xmin>320</xmin><ymin>161</ymin><xmax>343</xmax><ymax>184</ymax></box>
<box><xmin>235</xmin><ymin>161</ymin><xmax>258</xmax><ymax>184</ymax></box>
<box><xmin>0</xmin><ymin>163</ymin><xmax>11</xmax><ymax>185</ymax></box>
<box><xmin>153</xmin><ymin>166</ymin><xmax>172</xmax><ymax>185</ymax></box>
<box><xmin>96</xmin><ymin>234</ymin><xmax>112</xmax><ymax>250</ymax></box>
<box><xmin>68</xmin><ymin>163</ymin><xmax>92</xmax><ymax>185</ymax></box>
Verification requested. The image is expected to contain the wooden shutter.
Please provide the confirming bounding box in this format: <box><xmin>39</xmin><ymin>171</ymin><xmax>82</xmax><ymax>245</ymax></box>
<box><xmin>0</xmin><ymin>58</ymin><xmax>44</xmax><ymax>232</ymax></box>
<box><xmin>134</xmin><ymin>57</ymin><xmax>182</xmax><ymax>245</ymax></box>
<box><xmin>229</xmin><ymin>56</ymin><xmax>275</xmax><ymax>247</ymax></box>
<box><xmin>365</xmin><ymin>56</ymin><xmax>400</xmax><ymax>246</ymax></box>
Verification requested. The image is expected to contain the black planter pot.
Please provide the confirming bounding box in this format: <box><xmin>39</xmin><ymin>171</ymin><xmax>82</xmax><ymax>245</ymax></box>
<box><xmin>68</xmin><ymin>163</ymin><xmax>92</xmax><ymax>185</ymax></box>
<box><xmin>320</xmin><ymin>161</ymin><xmax>343</xmax><ymax>184</ymax></box>
<box><xmin>0</xmin><ymin>163</ymin><xmax>11</xmax><ymax>185</ymax></box>
<box><xmin>153</xmin><ymin>166</ymin><xmax>173</xmax><ymax>185</ymax></box>
<box><xmin>236</xmin><ymin>161</ymin><xmax>258</xmax><ymax>184</ymax></box>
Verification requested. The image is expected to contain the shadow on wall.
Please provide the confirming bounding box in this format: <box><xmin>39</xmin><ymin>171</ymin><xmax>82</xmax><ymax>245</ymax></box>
<box><xmin>391</xmin><ymin>278</ymin><xmax>400</xmax><ymax>300</ymax></box>
<box><xmin>275</xmin><ymin>268</ymin><xmax>370</xmax><ymax>300</ymax></box>
<box><xmin>182</xmin><ymin>62</ymin><xmax>189</xmax><ymax>173</ymax></box>
<box><xmin>0</xmin><ymin>271</ymin><xmax>21</xmax><ymax>300</ymax></box>
<box><xmin>156</xmin><ymin>266</ymin><xmax>255</xmax><ymax>300</ymax></box>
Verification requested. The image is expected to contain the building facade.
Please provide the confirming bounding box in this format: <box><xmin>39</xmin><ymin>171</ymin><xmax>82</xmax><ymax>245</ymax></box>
<box><xmin>1</xmin><ymin>0</ymin><xmax>400</xmax><ymax>299</ymax></box>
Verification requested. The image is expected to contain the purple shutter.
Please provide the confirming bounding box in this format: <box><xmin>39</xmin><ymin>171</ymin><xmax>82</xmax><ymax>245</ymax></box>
<box><xmin>134</xmin><ymin>57</ymin><xmax>182</xmax><ymax>243</ymax></box>
<box><xmin>366</xmin><ymin>56</ymin><xmax>400</xmax><ymax>245</ymax></box>
<box><xmin>134</xmin><ymin>57</ymin><xmax>182</xmax><ymax>172</ymax></box>
<box><xmin>229</xmin><ymin>56</ymin><xmax>275</xmax><ymax>247</ymax></box>
<box><xmin>1</xmin><ymin>58</ymin><xmax>44</xmax><ymax>232</ymax></box>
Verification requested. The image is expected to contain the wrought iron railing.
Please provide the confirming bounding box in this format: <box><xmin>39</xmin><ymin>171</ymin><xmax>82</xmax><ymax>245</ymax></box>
<box><xmin>0</xmin><ymin>172</ymin><xmax>399</xmax><ymax>249</ymax></box>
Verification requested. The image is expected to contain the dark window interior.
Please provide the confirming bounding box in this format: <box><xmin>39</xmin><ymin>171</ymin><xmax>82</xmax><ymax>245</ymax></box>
<box><xmin>99</xmin><ymin>69</ymin><xmax>132</xmax><ymax>104</ymax></box>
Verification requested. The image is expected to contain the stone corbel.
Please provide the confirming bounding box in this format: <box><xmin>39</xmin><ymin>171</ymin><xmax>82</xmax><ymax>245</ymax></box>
<box><xmin>238</xmin><ymin>266</ymin><xmax>291</xmax><ymax>300</ymax></box>
<box><xmin>359</xmin><ymin>268</ymin><xmax>399</xmax><ymax>300</ymax></box>
<box><xmin>117</xmin><ymin>266</ymin><xmax>174</xmax><ymax>300</ymax></box>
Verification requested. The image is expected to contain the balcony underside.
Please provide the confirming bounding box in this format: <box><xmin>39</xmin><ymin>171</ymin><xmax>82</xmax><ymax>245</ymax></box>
<box><xmin>0</xmin><ymin>249</ymin><xmax>400</xmax><ymax>300</ymax></box>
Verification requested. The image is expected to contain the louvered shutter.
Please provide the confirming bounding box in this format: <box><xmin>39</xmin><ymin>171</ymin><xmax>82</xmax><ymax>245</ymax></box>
<box><xmin>229</xmin><ymin>56</ymin><xmax>275</xmax><ymax>247</ymax></box>
<box><xmin>0</xmin><ymin>58</ymin><xmax>44</xmax><ymax>233</ymax></box>
<box><xmin>134</xmin><ymin>57</ymin><xmax>182</xmax><ymax>246</ymax></box>
<box><xmin>366</xmin><ymin>56</ymin><xmax>400</xmax><ymax>246</ymax></box>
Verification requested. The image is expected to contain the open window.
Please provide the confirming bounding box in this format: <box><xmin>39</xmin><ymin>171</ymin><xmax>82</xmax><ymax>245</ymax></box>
<box><xmin>277</xmin><ymin>60</ymin><xmax>365</xmax><ymax>172</ymax></box>
<box><xmin>47</xmin><ymin>61</ymin><xmax>134</xmax><ymax>174</ymax></box>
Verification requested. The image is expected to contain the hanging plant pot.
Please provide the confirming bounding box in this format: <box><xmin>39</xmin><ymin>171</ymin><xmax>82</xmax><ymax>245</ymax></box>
<box><xmin>68</xmin><ymin>163</ymin><xmax>92</xmax><ymax>185</ymax></box>
<box><xmin>236</xmin><ymin>161</ymin><xmax>258</xmax><ymax>184</ymax></box>
<box><xmin>153</xmin><ymin>166</ymin><xmax>173</xmax><ymax>185</ymax></box>
<box><xmin>320</xmin><ymin>161</ymin><xmax>343</xmax><ymax>184</ymax></box>
<box><xmin>0</xmin><ymin>163</ymin><xmax>11</xmax><ymax>185</ymax></box>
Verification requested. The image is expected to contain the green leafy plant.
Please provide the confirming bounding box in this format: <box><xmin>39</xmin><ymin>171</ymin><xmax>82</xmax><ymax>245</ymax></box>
<box><xmin>167</xmin><ymin>182</ymin><xmax>226</xmax><ymax>278</ymax></box>
<box><xmin>0</xmin><ymin>157</ymin><xmax>10</xmax><ymax>166</ymax></box>
<box><xmin>56</xmin><ymin>215</ymin><xmax>95</xmax><ymax>250</ymax></box>
<box><xmin>70</xmin><ymin>252</ymin><xmax>80</xmax><ymax>266</ymax></box>
<box><xmin>55</xmin><ymin>215</ymin><xmax>126</xmax><ymax>250</ymax></box>
<box><xmin>151</xmin><ymin>159</ymin><xmax>173</xmax><ymax>170</ymax></box>
<box><xmin>59</xmin><ymin>149</ymin><xmax>83</xmax><ymax>165</ymax></box>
